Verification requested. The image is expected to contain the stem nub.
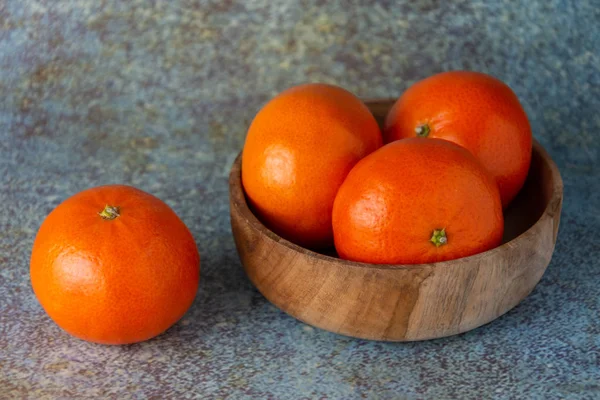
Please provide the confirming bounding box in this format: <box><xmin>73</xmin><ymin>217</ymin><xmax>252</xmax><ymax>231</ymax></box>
<box><xmin>430</xmin><ymin>228</ymin><xmax>447</xmax><ymax>247</ymax></box>
<box><xmin>99</xmin><ymin>205</ymin><xmax>120</xmax><ymax>220</ymax></box>
<box><xmin>415</xmin><ymin>124</ymin><xmax>431</xmax><ymax>138</ymax></box>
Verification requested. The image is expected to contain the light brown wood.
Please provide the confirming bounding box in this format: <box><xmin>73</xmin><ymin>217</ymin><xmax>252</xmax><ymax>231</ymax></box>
<box><xmin>229</xmin><ymin>100</ymin><xmax>564</xmax><ymax>341</ymax></box>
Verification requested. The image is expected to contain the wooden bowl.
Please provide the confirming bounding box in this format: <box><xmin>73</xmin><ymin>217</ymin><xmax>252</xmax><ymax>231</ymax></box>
<box><xmin>229</xmin><ymin>99</ymin><xmax>563</xmax><ymax>341</ymax></box>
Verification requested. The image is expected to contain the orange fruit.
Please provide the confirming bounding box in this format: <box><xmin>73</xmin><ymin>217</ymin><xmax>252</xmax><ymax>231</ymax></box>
<box><xmin>242</xmin><ymin>83</ymin><xmax>382</xmax><ymax>248</ymax></box>
<box><xmin>384</xmin><ymin>71</ymin><xmax>532</xmax><ymax>207</ymax></box>
<box><xmin>30</xmin><ymin>185</ymin><xmax>200</xmax><ymax>345</ymax></box>
<box><xmin>332</xmin><ymin>138</ymin><xmax>504</xmax><ymax>264</ymax></box>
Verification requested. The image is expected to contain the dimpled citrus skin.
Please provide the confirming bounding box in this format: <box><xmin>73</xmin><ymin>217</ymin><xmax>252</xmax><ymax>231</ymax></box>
<box><xmin>332</xmin><ymin>138</ymin><xmax>504</xmax><ymax>265</ymax></box>
<box><xmin>384</xmin><ymin>71</ymin><xmax>532</xmax><ymax>208</ymax></box>
<box><xmin>30</xmin><ymin>185</ymin><xmax>200</xmax><ymax>345</ymax></box>
<box><xmin>242</xmin><ymin>83</ymin><xmax>382</xmax><ymax>248</ymax></box>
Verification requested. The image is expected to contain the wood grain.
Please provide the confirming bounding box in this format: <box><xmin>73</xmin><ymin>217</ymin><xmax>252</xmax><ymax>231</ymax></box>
<box><xmin>229</xmin><ymin>99</ymin><xmax>564</xmax><ymax>341</ymax></box>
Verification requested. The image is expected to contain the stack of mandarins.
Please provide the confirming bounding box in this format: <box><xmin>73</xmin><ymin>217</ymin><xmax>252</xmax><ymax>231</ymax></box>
<box><xmin>242</xmin><ymin>71</ymin><xmax>532</xmax><ymax>264</ymax></box>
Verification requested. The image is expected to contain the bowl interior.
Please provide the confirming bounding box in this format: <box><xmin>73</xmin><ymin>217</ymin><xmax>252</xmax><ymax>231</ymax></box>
<box><xmin>501</xmin><ymin>147</ymin><xmax>552</xmax><ymax>243</ymax></box>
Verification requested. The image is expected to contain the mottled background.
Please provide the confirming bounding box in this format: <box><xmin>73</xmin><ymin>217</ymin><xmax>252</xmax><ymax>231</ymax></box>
<box><xmin>1</xmin><ymin>1</ymin><xmax>598</xmax><ymax>399</ymax></box>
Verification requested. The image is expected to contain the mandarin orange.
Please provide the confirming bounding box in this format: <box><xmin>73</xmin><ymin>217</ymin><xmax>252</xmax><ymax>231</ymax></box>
<box><xmin>30</xmin><ymin>185</ymin><xmax>200</xmax><ymax>345</ymax></box>
<box><xmin>332</xmin><ymin>138</ymin><xmax>504</xmax><ymax>264</ymax></box>
<box><xmin>242</xmin><ymin>83</ymin><xmax>382</xmax><ymax>248</ymax></box>
<box><xmin>385</xmin><ymin>71</ymin><xmax>532</xmax><ymax>207</ymax></box>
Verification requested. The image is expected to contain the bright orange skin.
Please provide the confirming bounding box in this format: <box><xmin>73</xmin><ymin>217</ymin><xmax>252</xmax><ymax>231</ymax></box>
<box><xmin>384</xmin><ymin>71</ymin><xmax>532</xmax><ymax>207</ymax></box>
<box><xmin>333</xmin><ymin>138</ymin><xmax>504</xmax><ymax>264</ymax></box>
<box><xmin>30</xmin><ymin>185</ymin><xmax>200</xmax><ymax>345</ymax></box>
<box><xmin>242</xmin><ymin>83</ymin><xmax>382</xmax><ymax>248</ymax></box>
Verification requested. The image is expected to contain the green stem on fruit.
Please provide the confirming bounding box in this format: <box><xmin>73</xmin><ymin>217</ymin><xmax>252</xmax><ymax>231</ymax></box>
<box><xmin>99</xmin><ymin>205</ymin><xmax>120</xmax><ymax>220</ymax></box>
<box><xmin>430</xmin><ymin>228</ymin><xmax>447</xmax><ymax>247</ymax></box>
<box><xmin>415</xmin><ymin>124</ymin><xmax>430</xmax><ymax>137</ymax></box>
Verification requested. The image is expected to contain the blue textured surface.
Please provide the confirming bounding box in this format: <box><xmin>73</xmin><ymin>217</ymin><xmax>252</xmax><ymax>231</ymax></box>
<box><xmin>0</xmin><ymin>1</ymin><xmax>598</xmax><ymax>398</ymax></box>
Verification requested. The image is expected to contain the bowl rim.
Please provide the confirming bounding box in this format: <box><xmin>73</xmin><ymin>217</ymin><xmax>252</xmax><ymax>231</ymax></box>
<box><xmin>230</xmin><ymin>139</ymin><xmax>563</xmax><ymax>271</ymax></box>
